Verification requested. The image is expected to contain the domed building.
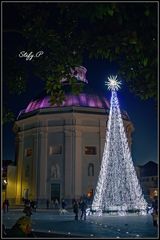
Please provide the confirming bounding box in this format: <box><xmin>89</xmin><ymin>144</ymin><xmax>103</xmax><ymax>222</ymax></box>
<box><xmin>13</xmin><ymin>67</ymin><xmax>134</xmax><ymax>207</ymax></box>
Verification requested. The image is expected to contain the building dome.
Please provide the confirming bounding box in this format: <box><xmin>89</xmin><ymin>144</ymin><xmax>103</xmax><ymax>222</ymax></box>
<box><xmin>17</xmin><ymin>66</ymin><xmax>129</xmax><ymax>121</ymax></box>
<box><xmin>17</xmin><ymin>82</ymin><xmax>112</xmax><ymax>119</ymax></box>
<box><xmin>17</xmin><ymin>82</ymin><xmax>130</xmax><ymax>120</ymax></box>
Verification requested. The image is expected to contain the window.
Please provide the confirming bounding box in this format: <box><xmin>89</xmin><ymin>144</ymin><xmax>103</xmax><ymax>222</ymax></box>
<box><xmin>25</xmin><ymin>148</ymin><xmax>32</xmax><ymax>157</ymax></box>
<box><xmin>49</xmin><ymin>145</ymin><xmax>62</xmax><ymax>155</ymax></box>
<box><xmin>85</xmin><ymin>146</ymin><xmax>96</xmax><ymax>155</ymax></box>
<box><xmin>88</xmin><ymin>163</ymin><xmax>94</xmax><ymax>176</ymax></box>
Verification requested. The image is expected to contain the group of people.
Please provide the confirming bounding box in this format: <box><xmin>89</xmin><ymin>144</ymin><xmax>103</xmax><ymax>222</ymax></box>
<box><xmin>46</xmin><ymin>198</ymin><xmax>66</xmax><ymax>210</ymax></box>
<box><xmin>46</xmin><ymin>197</ymin><xmax>88</xmax><ymax>221</ymax></box>
<box><xmin>23</xmin><ymin>199</ymin><xmax>37</xmax><ymax>217</ymax></box>
<box><xmin>73</xmin><ymin>198</ymin><xmax>88</xmax><ymax>221</ymax></box>
<box><xmin>22</xmin><ymin>198</ymin><xmax>37</xmax><ymax>209</ymax></box>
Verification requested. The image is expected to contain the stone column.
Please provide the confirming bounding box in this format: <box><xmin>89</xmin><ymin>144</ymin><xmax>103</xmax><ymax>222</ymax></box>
<box><xmin>37</xmin><ymin>129</ymin><xmax>48</xmax><ymax>206</ymax></box>
<box><xmin>15</xmin><ymin>133</ymin><xmax>24</xmax><ymax>204</ymax></box>
<box><xmin>64</xmin><ymin>127</ymin><xmax>74</xmax><ymax>199</ymax></box>
<box><xmin>74</xmin><ymin>129</ymin><xmax>82</xmax><ymax>199</ymax></box>
<box><xmin>31</xmin><ymin>131</ymin><xmax>39</xmax><ymax>200</ymax></box>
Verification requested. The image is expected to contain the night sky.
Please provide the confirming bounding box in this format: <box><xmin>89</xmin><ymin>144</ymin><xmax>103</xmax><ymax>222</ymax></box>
<box><xmin>2</xmin><ymin>3</ymin><xmax>158</xmax><ymax>166</ymax></box>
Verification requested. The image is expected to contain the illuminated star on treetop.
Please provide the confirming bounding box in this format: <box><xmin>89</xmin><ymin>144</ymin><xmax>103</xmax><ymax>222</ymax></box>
<box><xmin>105</xmin><ymin>75</ymin><xmax>121</xmax><ymax>91</ymax></box>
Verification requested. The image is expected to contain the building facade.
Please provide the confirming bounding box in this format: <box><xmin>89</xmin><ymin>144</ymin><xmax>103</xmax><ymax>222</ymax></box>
<box><xmin>2</xmin><ymin>160</ymin><xmax>15</xmax><ymax>203</ymax></box>
<box><xmin>12</xmin><ymin>69</ymin><xmax>134</xmax><ymax>207</ymax></box>
<box><xmin>136</xmin><ymin>161</ymin><xmax>158</xmax><ymax>203</ymax></box>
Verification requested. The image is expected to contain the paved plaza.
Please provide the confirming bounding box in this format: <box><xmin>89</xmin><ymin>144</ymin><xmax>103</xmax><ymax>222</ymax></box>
<box><xmin>2</xmin><ymin>208</ymin><xmax>158</xmax><ymax>238</ymax></box>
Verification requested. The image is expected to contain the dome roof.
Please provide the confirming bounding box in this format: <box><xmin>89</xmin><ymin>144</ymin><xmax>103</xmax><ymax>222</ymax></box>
<box><xmin>17</xmin><ymin>79</ymin><xmax>129</xmax><ymax>121</ymax></box>
<box><xmin>17</xmin><ymin>82</ymin><xmax>111</xmax><ymax>119</ymax></box>
<box><xmin>25</xmin><ymin>92</ymin><xmax>110</xmax><ymax>113</ymax></box>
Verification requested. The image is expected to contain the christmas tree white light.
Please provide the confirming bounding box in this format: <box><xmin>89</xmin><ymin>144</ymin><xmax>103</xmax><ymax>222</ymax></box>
<box><xmin>92</xmin><ymin>75</ymin><xmax>147</xmax><ymax>215</ymax></box>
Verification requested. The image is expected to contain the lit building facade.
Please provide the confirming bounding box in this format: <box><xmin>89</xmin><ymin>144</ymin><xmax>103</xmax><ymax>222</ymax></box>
<box><xmin>13</xmin><ymin>67</ymin><xmax>134</xmax><ymax>207</ymax></box>
<box><xmin>135</xmin><ymin>161</ymin><xmax>158</xmax><ymax>203</ymax></box>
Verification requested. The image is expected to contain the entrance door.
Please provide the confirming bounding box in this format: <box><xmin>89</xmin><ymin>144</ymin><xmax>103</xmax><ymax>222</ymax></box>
<box><xmin>51</xmin><ymin>183</ymin><xmax>60</xmax><ymax>202</ymax></box>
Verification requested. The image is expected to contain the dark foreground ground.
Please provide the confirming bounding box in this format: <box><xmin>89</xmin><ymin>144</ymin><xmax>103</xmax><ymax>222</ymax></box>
<box><xmin>4</xmin><ymin>229</ymin><xmax>83</xmax><ymax>238</ymax></box>
<box><xmin>2</xmin><ymin>208</ymin><xmax>158</xmax><ymax>238</ymax></box>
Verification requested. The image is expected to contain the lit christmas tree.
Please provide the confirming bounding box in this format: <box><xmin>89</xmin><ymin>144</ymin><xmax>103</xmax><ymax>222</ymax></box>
<box><xmin>92</xmin><ymin>76</ymin><xmax>147</xmax><ymax>215</ymax></box>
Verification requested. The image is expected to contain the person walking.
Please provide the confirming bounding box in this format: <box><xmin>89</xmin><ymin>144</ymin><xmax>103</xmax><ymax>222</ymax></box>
<box><xmin>33</xmin><ymin>200</ymin><xmax>37</xmax><ymax>212</ymax></box>
<box><xmin>152</xmin><ymin>196</ymin><xmax>158</xmax><ymax>227</ymax></box>
<box><xmin>23</xmin><ymin>203</ymin><xmax>32</xmax><ymax>217</ymax></box>
<box><xmin>79</xmin><ymin>199</ymin><xmax>87</xmax><ymax>220</ymax></box>
<box><xmin>61</xmin><ymin>199</ymin><xmax>66</xmax><ymax>210</ymax></box>
<box><xmin>30</xmin><ymin>200</ymin><xmax>37</xmax><ymax>212</ymax></box>
<box><xmin>46</xmin><ymin>199</ymin><xmax>50</xmax><ymax>209</ymax></box>
<box><xmin>3</xmin><ymin>200</ymin><xmax>6</xmax><ymax>213</ymax></box>
<box><xmin>152</xmin><ymin>210</ymin><xmax>158</xmax><ymax>227</ymax></box>
<box><xmin>55</xmin><ymin>199</ymin><xmax>59</xmax><ymax>209</ymax></box>
<box><xmin>5</xmin><ymin>199</ymin><xmax>9</xmax><ymax>212</ymax></box>
<box><xmin>73</xmin><ymin>200</ymin><xmax>79</xmax><ymax>220</ymax></box>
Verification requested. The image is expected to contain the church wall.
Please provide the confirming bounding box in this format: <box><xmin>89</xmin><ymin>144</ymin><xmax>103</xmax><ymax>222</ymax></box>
<box><xmin>6</xmin><ymin>166</ymin><xmax>17</xmax><ymax>205</ymax></box>
<box><xmin>47</xmin><ymin>131</ymin><xmax>64</xmax><ymax>202</ymax></box>
<box><xmin>82</xmin><ymin>131</ymin><xmax>101</xmax><ymax>196</ymax></box>
<box><xmin>22</xmin><ymin>134</ymin><xmax>34</xmax><ymax>200</ymax></box>
<box><xmin>13</xmin><ymin>108</ymin><xmax>134</xmax><ymax>206</ymax></box>
<box><xmin>64</xmin><ymin>126</ymin><xmax>74</xmax><ymax>201</ymax></box>
<box><xmin>36</xmin><ymin>127</ymin><xmax>48</xmax><ymax>206</ymax></box>
<box><xmin>48</xmin><ymin>119</ymin><xmax>65</xmax><ymax>126</ymax></box>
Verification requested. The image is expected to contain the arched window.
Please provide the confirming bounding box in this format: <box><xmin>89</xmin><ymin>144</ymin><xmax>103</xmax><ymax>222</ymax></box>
<box><xmin>88</xmin><ymin>163</ymin><xmax>94</xmax><ymax>176</ymax></box>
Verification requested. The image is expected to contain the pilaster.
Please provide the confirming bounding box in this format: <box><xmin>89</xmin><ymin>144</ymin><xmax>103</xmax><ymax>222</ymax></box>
<box><xmin>74</xmin><ymin>129</ymin><xmax>82</xmax><ymax>199</ymax></box>
<box><xmin>64</xmin><ymin>127</ymin><xmax>74</xmax><ymax>199</ymax></box>
<box><xmin>37</xmin><ymin>129</ymin><xmax>48</xmax><ymax>203</ymax></box>
<box><xmin>31</xmin><ymin>131</ymin><xmax>39</xmax><ymax>200</ymax></box>
<box><xmin>15</xmin><ymin>134</ymin><xmax>24</xmax><ymax>204</ymax></box>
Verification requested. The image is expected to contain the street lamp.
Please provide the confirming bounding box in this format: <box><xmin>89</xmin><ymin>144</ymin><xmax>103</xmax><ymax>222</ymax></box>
<box><xmin>3</xmin><ymin>179</ymin><xmax>7</xmax><ymax>185</ymax></box>
<box><xmin>3</xmin><ymin>178</ymin><xmax>8</xmax><ymax>199</ymax></box>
